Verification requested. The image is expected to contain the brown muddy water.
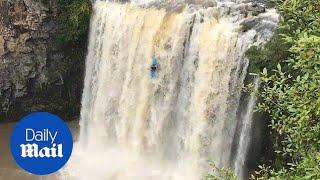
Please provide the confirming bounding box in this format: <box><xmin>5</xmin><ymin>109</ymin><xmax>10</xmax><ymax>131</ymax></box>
<box><xmin>0</xmin><ymin>121</ymin><xmax>79</xmax><ymax>180</ymax></box>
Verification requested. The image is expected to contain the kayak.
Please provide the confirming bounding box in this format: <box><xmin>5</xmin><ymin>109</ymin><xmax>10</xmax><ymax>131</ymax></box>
<box><xmin>150</xmin><ymin>56</ymin><xmax>158</xmax><ymax>79</ymax></box>
<box><xmin>150</xmin><ymin>70</ymin><xmax>157</xmax><ymax>79</ymax></box>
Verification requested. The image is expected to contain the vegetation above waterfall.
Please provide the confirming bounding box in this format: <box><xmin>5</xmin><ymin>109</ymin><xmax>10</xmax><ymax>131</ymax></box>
<box><xmin>58</xmin><ymin>0</ymin><xmax>92</xmax><ymax>44</ymax></box>
<box><xmin>247</xmin><ymin>0</ymin><xmax>320</xmax><ymax>179</ymax></box>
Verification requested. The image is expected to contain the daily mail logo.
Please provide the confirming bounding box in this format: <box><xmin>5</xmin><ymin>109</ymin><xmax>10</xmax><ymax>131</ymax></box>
<box><xmin>10</xmin><ymin>112</ymin><xmax>73</xmax><ymax>175</ymax></box>
<box><xmin>20</xmin><ymin>129</ymin><xmax>63</xmax><ymax>158</ymax></box>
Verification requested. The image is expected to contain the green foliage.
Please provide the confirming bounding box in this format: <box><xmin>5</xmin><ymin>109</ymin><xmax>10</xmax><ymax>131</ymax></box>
<box><xmin>253</xmin><ymin>153</ymin><xmax>320</xmax><ymax>180</ymax></box>
<box><xmin>251</xmin><ymin>0</ymin><xmax>320</xmax><ymax>179</ymax></box>
<box><xmin>58</xmin><ymin>0</ymin><xmax>92</xmax><ymax>44</ymax></box>
<box><xmin>205</xmin><ymin>162</ymin><xmax>237</xmax><ymax>180</ymax></box>
<box><xmin>246</xmin><ymin>32</ymin><xmax>291</xmax><ymax>74</ymax></box>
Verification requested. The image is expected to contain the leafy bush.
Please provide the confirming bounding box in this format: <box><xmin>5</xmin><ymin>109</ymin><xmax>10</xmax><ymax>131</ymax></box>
<box><xmin>206</xmin><ymin>162</ymin><xmax>237</xmax><ymax>180</ymax></box>
<box><xmin>246</xmin><ymin>32</ymin><xmax>291</xmax><ymax>74</ymax></box>
<box><xmin>58</xmin><ymin>0</ymin><xmax>92</xmax><ymax>44</ymax></box>
<box><xmin>251</xmin><ymin>0</ymin><xmax>320</xmax><ymax>179</ymax></box>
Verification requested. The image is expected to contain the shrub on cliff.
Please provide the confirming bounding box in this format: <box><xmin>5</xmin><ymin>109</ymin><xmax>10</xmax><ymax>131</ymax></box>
<box><xmin>58</xmin><ymin>0</ymin><xmax>92</xmax><ymax>44</ymax></box>
<box><xmin>206</xmin><ymin>162</ymin><xmax>237</xmax><ymax>180</ymax></box>
<box><xmin>251</xmin><ymin>0</ymin><xmax>320</xmax><ymax>179</ymax></box>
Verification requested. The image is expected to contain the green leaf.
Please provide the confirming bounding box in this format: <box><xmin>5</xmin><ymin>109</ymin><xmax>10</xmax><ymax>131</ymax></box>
<box><xmin>263</xmin><ymin>68</ymin><xmax>268</xmax><ymax>75</ymax></box>
<box><xmin>277</xmin><ymin>64</ymin><xmax>282</xmax><ymax>71</ymax></box>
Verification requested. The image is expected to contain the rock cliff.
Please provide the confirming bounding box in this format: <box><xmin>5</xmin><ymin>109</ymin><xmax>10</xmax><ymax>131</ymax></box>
<box><xmin>0</xmin><ymin>0</ymin><xmax>85</xmax><ymax>121</ymax></box>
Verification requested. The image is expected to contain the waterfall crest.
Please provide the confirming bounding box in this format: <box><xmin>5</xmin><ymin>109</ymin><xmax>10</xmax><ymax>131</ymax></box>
<box><xmin>66</xmin><ymin>1</ymin><xmax>278</xmax><ymax>179</ymax></box>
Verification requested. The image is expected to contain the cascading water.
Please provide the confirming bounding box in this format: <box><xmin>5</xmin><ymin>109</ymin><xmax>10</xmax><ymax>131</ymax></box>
<box><xmin>234</xmin><ymin>77</ymin><xmax>260</xmax><ymax>180</ymax></box>
<box><xmin>65</xmin><ymin>1</ymin><xmax>278</xmax><ymax>179</ymax></box>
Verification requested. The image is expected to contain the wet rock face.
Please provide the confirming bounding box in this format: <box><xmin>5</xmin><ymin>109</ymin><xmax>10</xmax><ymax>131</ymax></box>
<box><xmin>0</xmin><ymin>0</ymin><xmax>63</xmax><ymax>113</ymax></box>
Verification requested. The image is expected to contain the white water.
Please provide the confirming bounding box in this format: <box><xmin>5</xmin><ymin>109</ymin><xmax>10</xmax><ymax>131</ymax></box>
<box><xmin>65</xmin><ymin>1</ymin><xmax>278</xmax><ymax>180</ymax></box>
<box><xmin>234</xmin><ymin>77</ymin><xmax>260</xmax><ymax>179</ymax></box>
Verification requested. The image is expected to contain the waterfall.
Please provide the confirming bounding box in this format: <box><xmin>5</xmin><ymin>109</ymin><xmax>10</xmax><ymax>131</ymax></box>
<box><xmin>234</xmin><ymin>77</ymin><xmax>260</xmax><ymax>180</ymax></box>
<box><xmin>65</xmin><ymin>1</ymin><xmax>278</xmax><ymax>179</ymax></box>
